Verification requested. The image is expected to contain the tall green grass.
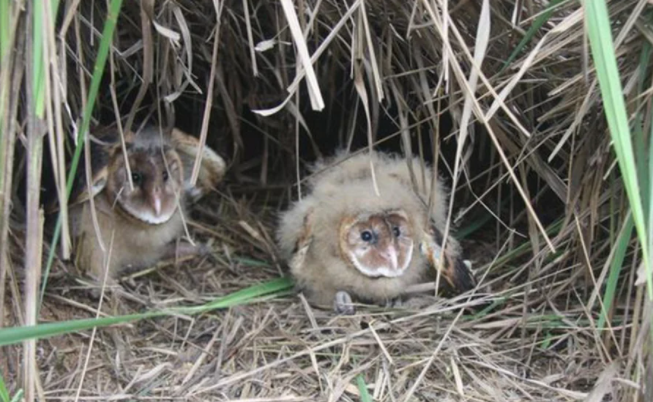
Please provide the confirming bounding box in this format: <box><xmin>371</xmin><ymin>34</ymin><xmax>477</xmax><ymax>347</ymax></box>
<box><xmin>597</xmin><ymin>215</ymin><xmax>633</xmax><ymax>331</ymax></box>
<box><xmin>585</xmin><ymin>2</ymin><xmax>653</xmax><ymax>365</ymax></box>
<box><xmin>40</xmin><ymin>0</ymin><xmax>124</xmax><ymax>307</ymax></box>
<box><xmin>585</xmin><ymin>1</ymin><xmax>652</xmax><ymax>302</ymax></box>
<box><xmin>0</xmin><ymin>374</ymin><xmax>22</xmax><ymax>402</ymax></box>
<box><xmin>0</xmin><ymin>0</ymin><xmax>10</xmax><ymax>215</ymax></box>
<box><xmin>0</xmin><ymin>0</ymin><xmax>9</xmax><ymax>58</ymax></box>
<box><xmin>500</xmin><ymin>0</ymin><xmax>565</xmax><ymax>72</ymax></box>
<box><xmin>356</xmin><ymin>375</ymin><xmax>373</xmax><ymax>402</ymax></box>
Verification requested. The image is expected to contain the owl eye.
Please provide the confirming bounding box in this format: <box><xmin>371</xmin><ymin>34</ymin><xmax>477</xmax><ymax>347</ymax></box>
<box><xmin>393</xmin><ymin>226</ymin><xmax>401</xmax><ymax>237</ymax></box>
<box><xmin>162</xmin><ymin>171</ymin><xmax>169</xmax><ymax>182</ymax></box>
<box><xmin>131</xmin><ymin>172</ymin><xmax>142</xmax><ymax>185</ymax></box>
<box><xmin>360</xmin><ymin>230</ymin><xmax>373</xmax><ymax>242</ymax></box>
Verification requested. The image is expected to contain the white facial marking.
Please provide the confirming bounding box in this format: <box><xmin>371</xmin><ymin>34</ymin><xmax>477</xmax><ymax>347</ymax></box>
<box><xmin>153</xmin><ymin>196</ymin><xmax>162</xmax><ymax>216</ymax></box>
<box><xmin>399</xmin><ymin>241</ymin><xmax>413</xmax><ymax>271</ymax></box>
<box><xmin>348</xmin><ymin>241</ymin><xmax>414</xmax><ymax>278</ymax></box>
<box><xmin>120</xmin><ymin>200</ymin><xmax>176</xmax><ymax>224</ymax></box>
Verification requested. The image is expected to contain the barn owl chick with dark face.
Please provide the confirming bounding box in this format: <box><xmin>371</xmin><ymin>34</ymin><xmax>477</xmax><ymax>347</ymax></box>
<box><xmin>341</xmin><ymin>210</ymin><xmax>413</xmax><ymax>278</ymax></box>
<box><xmin>64</xmin><ymin>126</ymin><xmax>225</xmax><ymax>283</ymax></box>
<box><xmin>105</xmin><ymin>134</ymin><xmax>183</xmax><ymax>224</ymax></box>
<box><xmin>277</xmin><ymin>151</ymin><xmax>476</xmax><ymax>314</ymax></box>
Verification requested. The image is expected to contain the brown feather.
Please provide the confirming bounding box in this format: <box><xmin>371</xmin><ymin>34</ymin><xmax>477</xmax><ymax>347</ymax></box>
<box><xmin>277</xmin><ymin>151</ymin><xmax>475</xmax><ymax>312</ymax></box>
<box><xmin>63</xmin><ymin>125</ymin><xmax>226</xmax><ymax>282</ymax></box>
<box><xmin>423</xmin><ymin>223</ymin><xmax>476</xmax><ymax>293</ymax></box>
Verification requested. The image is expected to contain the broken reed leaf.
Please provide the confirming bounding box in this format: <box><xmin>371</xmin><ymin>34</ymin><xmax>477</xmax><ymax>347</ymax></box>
<box><xmin>279</xmin><ymin>0</ymin><xmax>324</xmax><ymax>111</ymax></box>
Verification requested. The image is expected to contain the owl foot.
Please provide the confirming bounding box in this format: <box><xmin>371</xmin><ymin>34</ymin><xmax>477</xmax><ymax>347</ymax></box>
<box><xmin>163</xmin><ymin>242</ymin><xmax>209</xmax><ymax>261</ymax></box>
<box><xmin>384</xmin><ymin>297</ymin><xmax>403</xmax><ymax>309</ymax></box>
<box><xmin>334</xmin><ymin>291</ymin><xmax>355</xmax><ymax>315</ymax></box>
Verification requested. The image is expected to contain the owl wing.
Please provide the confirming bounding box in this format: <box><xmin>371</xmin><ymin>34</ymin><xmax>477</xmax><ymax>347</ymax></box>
<box><xmin>171</xmin><ymin>128</ymin><xmax>226</xmax><ymax>203</ymax></box>
<box><xmin>420</xmin><ymin>222</ymin><xmax>476</xmax><ymax>293</ymax></box>
<box><xmin>287</xmin><ymin>208</ymin><xmax>314</xmax><ymax>274</ymax></box>
<box><xmin>45</xmin><ymin>132</ymin><xmax>115</xmax><ymax>214</ymax></box>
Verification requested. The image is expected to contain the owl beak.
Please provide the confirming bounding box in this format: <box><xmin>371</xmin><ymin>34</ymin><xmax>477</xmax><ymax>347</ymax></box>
<box><xmin>150</xmin><ymin>188</ymin><xmax>162</xmax><ymax>216</ymax></box>
<box><xmin>380</xmin><ymin>246</ymin><xmax>399</xmax><ymax>271</ymax></box>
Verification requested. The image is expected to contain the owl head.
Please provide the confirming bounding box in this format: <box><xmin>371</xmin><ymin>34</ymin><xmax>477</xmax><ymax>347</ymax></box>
<box><xmin>339</xmin><ymin>210</ymin><xmax>414</xmax><ymax>277</ymax></box>
<box><xmin>102</xmin><ymin>133</ymin><xmax>184</xmax><ymax>225</ymax></box>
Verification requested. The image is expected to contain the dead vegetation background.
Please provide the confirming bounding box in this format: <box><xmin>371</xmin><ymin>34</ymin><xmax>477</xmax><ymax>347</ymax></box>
<box><xmin>0</xmin><ymin>0</ymin><xmax>652</xmax><ymax>401</ymax></box>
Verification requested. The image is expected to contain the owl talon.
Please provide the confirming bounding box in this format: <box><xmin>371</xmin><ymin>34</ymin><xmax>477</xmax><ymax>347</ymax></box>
<box><xmin>163</xmin><ymin>242</ymin><xmax>209</xmax><ymax>260</ymax></box>
<box><xmin>451</xmin><ymin>257</ymin><xmax>477</xmax><ymax>292</ymax></box>
<box><xmin>334</xmin><ymin>291</ymin><xmax>355</xmax><ymax>315</ymax></box>
<box><xmin>384</xmin><ymin>297</ymin><xmax>403</xmax><ymax>308</ymax></box>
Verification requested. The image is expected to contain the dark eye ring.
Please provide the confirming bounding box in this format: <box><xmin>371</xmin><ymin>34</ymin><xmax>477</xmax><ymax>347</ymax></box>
<box><xmin>162</xmin><ymin>171</ymin><xmax>169</xmax><ymax>181</ymax></box>
<box><xmin>361</xmin><ymin>230</ymin><xmax>373</xmax><ymax>242</ymax></box>
<box><xmin>131</xmin><ymin>172</ymin><xmax>142</xmax><ymax>184</ymax></box>
<box><xmin>393</xmin><ymin>227</ymin><xmax>401</xmax><ymax>237</ymax></box>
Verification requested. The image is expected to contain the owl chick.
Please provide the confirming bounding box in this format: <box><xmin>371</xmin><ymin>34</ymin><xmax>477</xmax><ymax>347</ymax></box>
<box><xmin>65</xmin><ymin>126</ymin><xmax>225</xmax><ymax>283</ymax></box>
<box><xmin>277</xmin><ymin>151</ymin><xmax>476</xmax><ymax>314</ymax></box>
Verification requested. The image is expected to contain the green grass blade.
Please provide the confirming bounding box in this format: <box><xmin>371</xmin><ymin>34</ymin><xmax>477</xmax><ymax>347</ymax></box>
<box><xmin>635</xmin><ymin>42</ymin><xmax>651</xmax><ymax>224</ymax></box>
<box><xmin>0</xmin><ymin>0</ymin><xmax>9</xmax><ymax>59</ymax></box>
<box><xmin>645</xmin><ymin>39</ymin><xmax>653</xmax><ymax>311</ymax></box>
<box><xmin>180</xmin><ymin>277</ymin><xmax>293</xmax><ymax>313</ymax></box>
<box><xmin>597</xmin><ymin>214</ymin><xmax>633</xmax><ymax>330</ymax></box>
<box><xmin>3</xmin><ymin>277</ymin><xmax>292</xmax><ymax>347</ymax></box>
<box><xmin>0</xmin><ymin>374</ymin><xmax>9</xmax><ymax>402</ymax></box>
<box><xmin>500</xmin><ymin>0</ymin><xmax>565</xmax><ymax>72</ymax></box>
<box><xmin>585</xmin><ymin>0</ymin><xmax>651</xmax><ymax>298</ymax></box>
<box><xmin>32</xmin><ymin>0</ymin><xmax>45</xmax><ymax>117</ymax></box>
<box><xmin>540</xmin><ymin>332</ymin><xmax>553</xmax><ymax>350</ymax></box>
<box><xmin>40</xmin><ymin>0</ymin><xmax>123</xmax><ymax>308</ymax></box>
<box><xmin>467</xmin><ymin>295</ymin><xmax>510</xmax><ymax>320</ymax></box>
<box><xmin>9</xmin><ymin>391</ymin><xmax>23</xmax><ymax>402</ymax></box>
<box><xmin>0</xmin><ymin>0</ymin><xmax>10</xmax><ymax>192</ymax></box>
<box><xmin>0</xmin><ymin>312</ymin><xmax>160</xmax><ymax>347</ymax></box>
<box><xmin>356</xmin><ymin>375</ymin><xmax>373</xmax><ymax>402</ymax></box>
<box><xmin>649</xmin><ymin>86</ymin><xmax>653</xmax><ymax>305</ymax></box>
<box><xmin>31</xmin><ymin>0</ymin><xmax>60</xmax><ymax>118</ymax></box>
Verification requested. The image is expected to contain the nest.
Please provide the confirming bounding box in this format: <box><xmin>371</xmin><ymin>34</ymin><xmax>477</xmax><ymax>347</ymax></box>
<box><xmin>0</xmin><ymin>0</ymin><xmax>651</xmax><ymax>400</ymax></box>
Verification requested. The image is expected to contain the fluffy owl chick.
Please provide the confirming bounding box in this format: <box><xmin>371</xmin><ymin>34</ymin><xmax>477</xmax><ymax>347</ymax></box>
<box><xmin>70</xmin><ymin>127</ymin><xmax>187</xmax><ymax>282</ymax></box>
<box><xmin>277</xmin><ymin>151</ymin><xmax>476</xmax><ymax>313</ymax></box>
